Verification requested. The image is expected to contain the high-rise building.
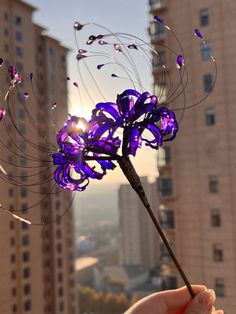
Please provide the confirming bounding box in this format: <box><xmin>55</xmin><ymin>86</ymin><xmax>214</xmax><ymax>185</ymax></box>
<box><xmin>0</xmin><ymin>1</ymin><xmax>79</xmax><ymax>313</ymax></box>
<box><xmin>119</xmin><ymin>177</ymin><xmax>160</xmax><ymax>269</ymax></box>
<box><xmin>149</xmin><ymin>0</ymin><xmax>236</xmax><ymax>312</ymax></box>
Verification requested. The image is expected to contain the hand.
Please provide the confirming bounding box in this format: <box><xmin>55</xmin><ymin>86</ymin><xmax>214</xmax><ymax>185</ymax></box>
<box><xmin>125</xmin><ymin>285</ymin><xmax>224</xmax><ymax>314</ymax></box>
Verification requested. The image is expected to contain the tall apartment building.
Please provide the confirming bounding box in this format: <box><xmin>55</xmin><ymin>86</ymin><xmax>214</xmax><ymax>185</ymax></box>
<box><xmin>119</xmin><ymin>177</ymin><xmax>160</xmax><ymax>269</ymax></box>
<box><xmin>0</xmin><ymin>1</ymin><xmax>79</xmax><ymax>313</ymax></box>
<box><xmin>149</xmin><ymin>0</ymin><xmax>236</xmax><ymax>312</ymax></box>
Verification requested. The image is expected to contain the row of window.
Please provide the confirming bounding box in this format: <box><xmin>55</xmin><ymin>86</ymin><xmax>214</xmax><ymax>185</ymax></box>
<box><xmin>159</xmin><ymin>208</ymin><xmax>221</xmax><ymax>229</ymax></box>
<box><xmin>159</xmin><ymin>175</ymin><xmax>220</xmax><ymax>197</ymax></box>
<box><xmin>153</xmin><ymin>43</ymin><xmax>212</xmax><ymax>72</ymax></box>
<box><xmin>12</xmin><ymin>300</ymin><xmax>31</xmax><ymax>313</ymax></box>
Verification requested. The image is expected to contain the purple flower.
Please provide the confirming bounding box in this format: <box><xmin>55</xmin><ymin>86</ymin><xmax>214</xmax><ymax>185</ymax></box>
<box><xmin>52</xmin><ymin>89</ymin><xmax>178</xmax><ymax>191</ymax></box>
<box><xmin>92</xmin><ymin>89</ymin><xmax>178</xmax><ymax>156</ymax></box>
<box><xmin>51</xmin><ymin>116</ymin><xmax>120</xmax><ymax>191</ymax></box>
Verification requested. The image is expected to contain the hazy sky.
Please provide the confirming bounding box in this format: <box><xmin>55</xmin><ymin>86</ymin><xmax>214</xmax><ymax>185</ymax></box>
<box><xmin>28</xmin><ymin>0</ymin><xmax>158</xmax><ymax>184</ymax></box>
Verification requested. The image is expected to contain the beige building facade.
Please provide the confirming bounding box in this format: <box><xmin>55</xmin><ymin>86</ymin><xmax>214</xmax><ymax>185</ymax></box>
<box><xmin>149</xmin><ymin>0</ymin><xmax>236</xmax><ymax>313</ymax></box>
<box><xmin>0</xmin><ymin>1</ymin><xmax>78</xmax><ymax>313</ymax></box>
<box><xmin>119</xmin><ymin>177</ymin><xmax>160</xmax><ymax>269</ymax></box>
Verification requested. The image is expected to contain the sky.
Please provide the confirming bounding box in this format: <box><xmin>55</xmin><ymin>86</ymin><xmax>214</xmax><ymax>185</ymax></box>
<box><xmin>28</xmin><ymin>0</ymin><xmax>158</xmax><ymax>185</ymax></box>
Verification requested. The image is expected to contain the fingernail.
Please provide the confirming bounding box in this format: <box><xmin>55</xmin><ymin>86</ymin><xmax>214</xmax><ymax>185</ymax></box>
<box><xmin>198</xmin><ymin>289</ymin><xmax>215</xmax><ymax>312</ymax></box>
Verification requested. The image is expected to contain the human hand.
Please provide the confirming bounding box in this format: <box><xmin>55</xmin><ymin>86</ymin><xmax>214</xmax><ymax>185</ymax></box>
<box><xmin>125</xmin><ymin>285</ymin><xmax>224</xmax><ymax>314</ymax></box>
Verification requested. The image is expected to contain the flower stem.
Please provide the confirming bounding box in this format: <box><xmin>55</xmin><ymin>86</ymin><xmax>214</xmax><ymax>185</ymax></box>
<box><xmin>118</xmin><ymin>156</ymin><xmax>194</xmax><ymax>298</ymax></box>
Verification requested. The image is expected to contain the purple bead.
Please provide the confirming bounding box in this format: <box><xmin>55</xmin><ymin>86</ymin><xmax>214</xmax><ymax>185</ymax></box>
<box><xmin>0</xmin><ymin>108</ymin><xmax>6</xmax><ymax>122</ymax></box>
<box><xmin>78</xmin><ymin>49</ymin><xmax>87</xmax><ymax>54</ymax></box>
<box><xmin>73</xmin><ymin>82</ymin><xmax>79</xmax><ymax>88</ymax></box>
<box><xmin>127</xmin><ymin>44</ymin><xmax>138</xmax><ymax>50</ymax></box>
<box><xmin>29</xmin><ymin>73</ymin><xmax>33</xmax><ymax>81</ymax></box>
<box><xmin>111</xmin><ymin>74</ymin><xmax>118</xmax><ymax>78</ymax></box>
<box><xmin>195</xmin><ymin>29</ymin><xmax>203</xmax><ymax>39</ymax></box>
<box><xmin>0</xmin><ymin>58</ymin><xmax>3</xmax><ymax>66</ymax></box>
<box><xmin>23</xmin><ymin>92</ymin><xmax>29</xmax><ymax>101</ymax></box>
<box><xmin>74</xmin><ymin>21</ymin><xmax>84</xmax><ymax>31</ymax></box>
<box><xmin>86</xmin><ymin>35</ymin><xmax>96</xmax><ymax>45</ymax></box>
<box><xmin>176</xmin><ymin>55</ymin><xmax>184</xmax><ymax>68</ymax></box>
<box><xmin>97</xmin><ymin>64</ymin><xmax>105</xmax><ymax>70</ymax></box>
<box><xmin>67</xmin><ymin>77</ymin><xmax>70</xmax><ymax>80</ymax></box>
<box><xmin>114</xmin><ymin>43</ymin><xmax>122</xmax><ymax>53</ymax></box>
<box><xmin>154</xmin><ymin>16</ymin><xmax>163</xmax><ymax>23</ymax></box>
<box><xmin>8</xmin><ymin>66</ymin><xmax>21</xmax><ymax>84</ymax></box>
<box><xmin>98</xmin><ymin>40</ymin><xmax>108</xmax><ymax>45</ymax></box>
<box><xmin>76</xmin><ymin>54</ymin><xmax>87</xmax><ymax>61</ymax></box>
<box><xmin>52</xmin><ymin>102</ymin><xmax>57</xmax><ymax>110</ymax></box>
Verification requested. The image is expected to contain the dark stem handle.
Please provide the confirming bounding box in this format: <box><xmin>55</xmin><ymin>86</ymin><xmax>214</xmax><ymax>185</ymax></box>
<box><xmin>118</xmin><ymin>156</ymin><xmax>195</xmax><ymax>298</ymax></box>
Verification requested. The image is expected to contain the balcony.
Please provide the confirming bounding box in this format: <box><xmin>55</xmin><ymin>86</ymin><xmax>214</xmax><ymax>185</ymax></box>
<box><xmin>158</xmin><ymin>177</ymin><xmax>175</xmax><ymax>200</ymax></box>
<box><xmin>149</xmin><ymin>21</ymin><xmax>165</xmax><ymax>42</ymax></box>
<box><xmin>149</xmin><ymin>0</ymin><xmax>166</xmax><ymax>12</ymax></box>
<box><xmin>157</xmin><ymin>146</ymin><xmax>171</xmax><ymax>169</ymax></box>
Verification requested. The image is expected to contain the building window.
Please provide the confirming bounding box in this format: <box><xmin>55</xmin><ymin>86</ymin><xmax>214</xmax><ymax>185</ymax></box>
<box><xmin>213</xmin><ymin>244</ymin><xmax>223</xmax><ymax>262</ymax></box>
<box><xmin>24</xmin><ymin>300</ymin><xmax>31</xmax><ymax>311</ymax></box>
<box><xmin>150</xmin><ymin>21</ymin><xmax>165</xmax><ymax>40</ymax></box>
<box><xmin>162</xmin><ymin>276</ymin><xmax>177</xmax><ymax>290</ymax></box>
<box><xmin>153</xmin><ymin>51</ymin><xmax>165</xmax><ymax>71</ymax></box>
<box><xmin>205</xmin><ymin>108</ymin><xmax>215</xmax><ymax>126</ymax></box>
<box><xmin>4</xmin><ymin>44</ymin><xmax>9</xmax><ymax>52</ymax></box>
<box><xmin>159</xmin><ymin>210</ymin><xmax>175</xmax><ymax>229</ymax></box>
<box><xmin>15</xmin><ymin>47</ymin><xmax>23</xmax><ymax>57</ymax></box>
<box><xmin>200</xmin><ymin>9</ymin><xmax>209</xmax><ymax>26</ymax></box>
<box><xmin>57</xmin><ymin>258</ymin><xmax>63</xmax><ymax>268</ymax></box>
<box><xmin>209</xmin><ymin>176</ymin><xmax>219</xmax><ymax>193</ymax></box>
<box><xmin>19</xmin><ymin>140</ymin><xmax>26</xmax><ymax>150</ymax></box>
<box><xmin>4</xmin><ymin>28</ymin><xmax>8</xmax><ymax>36</ymax></box>
<box><xmin>21</xmin><ymin>203</ymin><xmax>28</xmax><ymax>213</ymax></box>
<box><xmin>22</xmin><ymin>251</ymin><xmax>30</xmax><ymax>262</ymax></box>
<box><xmin>21</xmin><ymin>188</ymin><xmax>27</xmax><ymax>198</ymax></box>
<box><xmin>18</xmin><ymin>108</ymin><xmax>25</xmax><ymax>119</ymax></box>
<box><xmin>58</xmin><ymin>273</ymin><xmax>63</xmax><ymax>282</ymax></box>
<box><xmin>20</xmin><ymin>171</ymin><xmax>27</xmax><ymax>182</ymax></box>
<box><xmin>56</xmin><ymin>201</ymin><xmax>61</xmax><ymax>210</ymax></box>
<box><xmin>59</xmin><ymin>301</ymin><xmax>64</xmax><ymax>312</ymax></box>
<box><xmin>12</xmin><ymin>305</ymin><xmax>17</xmax><ymax>313</ymax></box>
<box><xmin>202</xmin><ymin>42</ymin><xmax>212</xmax><ymax>60</ymax></box>
<box><xmin>23</xmin><ymin>268</ymin><xmax>30</xmax><ymax>278</ymax></box>
<box><xmin>159</xmin><ymin>178</ymin><xmax>173</xmax><ymax>197</ymax></box>
<box><xmin>160</xmin><ymin>242</ymin><xmax>173</xmax><ymax>263</ymax></box>
<box><xmin>11</xmin><ymin>271</ymin><xmax>16</xmax><ymax>280</ymax></box>
<box><xmin>158</xmin><ymin>146</ymin><xmax>171</xmax><ymax>167</ymax></box>
<box><xmin>24</xmin><ymin>284</ymin><xmax>31</xmax><ymax>295</ymax></box>
<box><xmin>203</xmin><ymin>74</ymin><xmax>213</xmax><ymax>92</ymax></box>
<box><xmin>10</xmin><ymin>221</ymin><xmax>15</xmax><ymax>229</ymax></box>
<box><xmin>59</xmin><ymin>287</ymin><xmax>64</xmax><ymax>297</ymax></box>
<box><xmin>22</xmin><ymin>222</ymin><xmax>29</xmax><ymax>230</ymax></box>
<box><xmin>22</xmin><ymin>235</ymin><xmax>29</xmax><ymax>246</ymax></box>
<box><xmin>211</xmin><ymin>209</ymin><xmax>221</xmax><ymax>227</ymax></box>
<box><xmin>149</xmin><ymin>0</ymin><xmax>165</xmax><ymax>8</ymax></box>
<box><xmin>11</xmin><ymin>254</ymin><xmax>16</xmax><ymax>263</ymax></box>
<box><xmin>12</xmin><ymin>287</ymin><xmax>17</xmax><ymax>296</ymax></box>
<box><xmin>14</xmin><ymin>16</ymin><xmax>22</xmax><ymax>26</ymax></box>
<box><xmin>15</xmin><ymin>31</ymin><xmax>22</xmax><ymax>42</ymax></box>
<box><xmin>18</xmin><ymin>124</ymin><xmax>26</xmax><ymax>134</ymax></box>
<box><xmin>10</xmin><ymin>237</ymin><xmax>15</xmax><ymax>246</ymax></box>
<box><xmin>57</xmin><ymin>243</ymin><xmax>62</xmax><ymax>253</ymax></box>
<box><xmin>215</xmin><ymin>278</ymin><xmax>225</xmax><ymax>297</ymax></box>
<box><xmin>4</xmin><ymin>12</ymin><xmax>8</xmax><ymax>21</ymax></box>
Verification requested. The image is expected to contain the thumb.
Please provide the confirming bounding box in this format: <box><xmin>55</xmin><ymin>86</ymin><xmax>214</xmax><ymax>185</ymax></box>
<box><xmin>184</xmin><ymin>289</ymin><xmax>216</xmax><ymax>314</ymax></box>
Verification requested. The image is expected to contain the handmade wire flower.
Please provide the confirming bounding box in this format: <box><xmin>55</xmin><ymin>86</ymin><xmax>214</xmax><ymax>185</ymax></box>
<box><xmin>51</xmin><ymin>89</ymin><xmax>178</xmax><ymax>192</ymax></box>
<box><xmin>51</xmin><ymin>115</ymin><xmax>120</xmax><ymax>191</ymax></box>
<box><xmin>92</xmin><ymin>89</ymin><xmax>178</xmax><ymax>157</ymax></box>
